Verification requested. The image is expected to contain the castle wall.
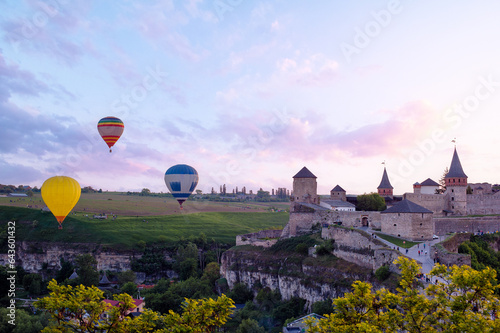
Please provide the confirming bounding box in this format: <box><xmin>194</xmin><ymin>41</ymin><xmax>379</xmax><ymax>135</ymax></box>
<box><xmin>466</xmin><ymin>193</ymin><xmax>500</xmax><ymax>215</ymax></box>
<box><xmin>403</xmin><ymin>193</ymin><xmax>448</xmax><ymax>215</ymax></box>
<box><xmin>236</xmin><ymin>229</ymin><xmax>282</xmax><ymax>247</ymax></box>
<box><xmin>434</xmin><ymin>216</ymin><xmax>500</xmax><ymax>235</ymax></box>
<box><xmin>381</xmin><ymin>212</ymin><xmax>434</xmax><ymax>241</ymax></box>
<box><xmin>281</xmin><ymin>210</ymin><xmax>381</xmax><ymax>238</ymax></box>
<box><xmin>469</xmin><ymin>183</ymin><xmax>492</xmax><ymax>193</ymax></box>
<box><xmin>321</xmin><ymin>226</ymin><xmax>403</xmax><ymax>272</ymax></box>
<box><xmin>430</xmin><ymin>234</ymin><xmax>471</xmax><ymax>267</ymax></box>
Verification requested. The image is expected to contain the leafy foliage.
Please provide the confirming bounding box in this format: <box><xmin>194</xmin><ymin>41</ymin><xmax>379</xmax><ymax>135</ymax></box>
<box><xmin>227</xmin><ymin>283</ymin><xmax>254</xmax><ymax>304</ymax></box>
<box><xmin>269</xmin><ymin>234</ymin><xmax>319</xmax><ymax>253</ymax></box>
<box><xmin>356</xmin><ymin>193</ymin><xmax>386</xmax><ymax>211</ymax></box>
<box><xmin>35</xmin><ymin>279</ymin><xmax>234</xmax><ymax>332</ymax></box>
<box><xmin>374</xmin><ymin>265</ymin><xmax>391</xmax><ymax>281</ymax></box>
<box><xmin>306</xmin><ymin>257</ymin><xmax>500</xmax><ymax>332</ymax></box>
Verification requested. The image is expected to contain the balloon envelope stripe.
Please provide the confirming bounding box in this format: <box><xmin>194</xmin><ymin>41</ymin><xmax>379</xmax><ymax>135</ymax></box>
<box><xmin>165</xmin><ymin>164</ymin><xmax>198</xmax><ymax>175</ymax></box>
<box><xmin>98</xmin><ymin>123</ymin><xmax>124</xmax><ymax>127</ymax></box>
<box><xmin>171</xmin><ymin>193</ymin><xmax>192</xmax><ymax>199</ymax></box>
<box><xmin>169</xmin><ymin>182</ymin><xmax>181</xmax><ymax>191</ymax></box>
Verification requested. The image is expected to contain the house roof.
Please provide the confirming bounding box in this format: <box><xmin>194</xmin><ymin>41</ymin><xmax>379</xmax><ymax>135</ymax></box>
<box><xmin>377</xmin><ymin>167</ymin><xmax>393</xmax><ymax>189</ymax></box>
<box><xmin>420</xmin><ymin>178</ymin><xmax>439</xmax><ymax>186</ymax></box>
<box><xmin>285</xmin><ymin>313</ymin><xmax>326</xmax><ymax>328</ymax></box>
<box><xmin>297</xmin><ymin>202</ymin><xmax>330</xmax><ymax>211</ymax></box>
<box><xmin>322</xmin><ymin>200</ymin><xmax>355</xmax><ymax>208</ymax></box>
<box><xmin>104</xmin><ymin>299</ymin><xmax>144</xmax><ymax>311</ymax></box>
<box><xmin>446</xmin><ymin>147</ymin><xmax>468</xmax><ymax>178</ymax></box>
<box><xmin>293</xmin><ymin>166</ymin><xmax>317</xmax><ymax>178</ymax></box>
<box><xmin>8</xmin><ymin>193</ymin><xmax>28</xmax><ymax>197</ymax></box>
<box><xmin>331</xmin><ymin>185</ymin><xmax>346</xmax><ymax>192</ymax></box>
<box><xmin>99</xmin><ymin>273</ymin><xmax>111</xmax><ymax>285</ymax></box>
<box><xmin>382</xmin><ymin>199</ymin><xmax>433</xmax><ymax>214</ymax></box>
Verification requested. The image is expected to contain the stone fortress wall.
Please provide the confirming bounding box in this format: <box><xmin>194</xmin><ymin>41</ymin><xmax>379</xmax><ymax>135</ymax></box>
<box><xmin>280</xmin><ymin>210</ymin><xmax>381</xmax><ymax>238</ymax></box>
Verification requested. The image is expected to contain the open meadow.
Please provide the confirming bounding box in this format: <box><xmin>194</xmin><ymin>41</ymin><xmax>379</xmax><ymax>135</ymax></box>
<box><xmin>0</xmin><ymin>193</ymin><xmax>290</xmax><ymax>249</ymax></box>
<box><xmin>0</xmin><ymin>192</ymin><xmax>290</xmax><ymax>216</ymax></box>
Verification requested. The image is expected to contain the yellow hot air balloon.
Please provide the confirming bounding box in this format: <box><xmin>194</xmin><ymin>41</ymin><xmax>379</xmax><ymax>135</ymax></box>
<box><xmin>41</xmin><ymin>176</ymin><xmax>81</xmax><ymax>229</ymax></box>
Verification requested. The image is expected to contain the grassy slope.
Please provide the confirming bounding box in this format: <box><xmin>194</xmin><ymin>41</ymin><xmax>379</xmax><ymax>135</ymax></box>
<box><xmin>0</xmin><ymin>206</ymin><xmax>289</xmax><ymax>249</ymax></box>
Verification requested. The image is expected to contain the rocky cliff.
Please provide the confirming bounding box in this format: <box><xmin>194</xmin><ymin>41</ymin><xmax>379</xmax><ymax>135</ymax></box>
<box><xmin>220</xmin><ymin>246</ymin><xmax>378</xmax><ymax>308</ymax></box>
<box><xmin>0</xmin><ymin>241</ymin><xmax>141</xmax><ymax>273</ymax></box>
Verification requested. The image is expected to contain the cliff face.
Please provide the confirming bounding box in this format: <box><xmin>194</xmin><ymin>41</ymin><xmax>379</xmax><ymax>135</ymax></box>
<box><xmin>220</xmin><ymin>247</ymin><xmax>374</xmax><ymax>307</ymax></box>
<box><xmin>0</xmin><ymin>241</ymin><xmax>140</xmax><ymax>273</ymax></box>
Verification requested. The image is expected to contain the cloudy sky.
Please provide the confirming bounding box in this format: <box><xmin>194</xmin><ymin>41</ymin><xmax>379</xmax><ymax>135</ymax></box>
<box><xmin>2</xmin><ymin>0</ymin><xmax>500</xmax><ymax>195</ymax></box>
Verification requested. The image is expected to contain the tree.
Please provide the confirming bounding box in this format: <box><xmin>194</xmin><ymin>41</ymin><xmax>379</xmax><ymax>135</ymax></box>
<box><xmin>117</xmin><ymin>270</ymin><xmax>137</xmax><ymax>285</ymax></box>
<box><xmin>74</xmin><ymin>254</ymin><xmax>99</xmax><ymax>287</ymax></box>
<box><xmin>35</xmin><ymin>280</ymin><xmax>235</xmax><ymax>332</ymax></box>
<box><xmin>306</xmin><ymin>257</ymin><xmax>500</xmax><ymax>332</ymax></box>
<box><xmin>356</xmin><ymin>193</ymin><xmax>386</xmax><ymax>211</ymax></box>
<box><xmin>438</xmin><ymin>167</ymin><xmax>449</xmax><ymax>194</ymax></box>
<box><xmin>0</xmin><ymin>308</ymin><xmax>50</xmax><ymax>333</ymax></box>
<box><xmin>201</xmin><ymin>262</ymin><xmax>221</xmax><ymax>288</ymax></box>
<box><xmin>467</xmin><ymin>185</ymin><xmax>473</xmax><ymax>194</ymax></box>
<box><xmin>22</xmin><ymin>273</ymin><xmax>43</xmax><ymax>295</ymax></box>
<box><xmin>120</xmin><ymin>281</ymin><xmax>138</xmax><ymax>296</ymax></box>
<box><xmin>35</xmin><ymin>280</ymin><xmax>158</xmax><ymax>332</ymax></box>
<box><xmin>236</xmin><ymin>318</ymin><xmax>266</xmax><ymax>333</ymax></box>
<box><xmin>141</xmin><ymin>188</ymin><xmax>151</xmax><ymax>196</ymax></box>
<box><xmin>256</xmin><ymin>190</ymin><xmax>271</xmax><ymax>202</ymax></box>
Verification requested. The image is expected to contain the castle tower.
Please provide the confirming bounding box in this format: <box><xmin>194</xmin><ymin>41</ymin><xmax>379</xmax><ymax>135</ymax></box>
<box><xmin>330</xmin><ymin>185</ymin><xmax>346</xmax><ymax>201</ymax></box>
<box><xmin>377</xmin><ymin>167</ymin><xmax>394</xmax><ymax>199</ymax></box>
<box><xmin>292</xmin><ymin>167</ymin><xmax>319</xmax><ymax>205</ymax></box>
<box><xmin>445</xmin><ymin>147</ymin><xmax>468</xmax><ymax>215</ymax></box>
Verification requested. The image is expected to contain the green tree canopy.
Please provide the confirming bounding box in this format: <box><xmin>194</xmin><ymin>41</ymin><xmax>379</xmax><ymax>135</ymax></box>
<box><xmin>306</xmin><ymin>257</ymin><xmax>500</xmax><ymax>332</ymax></box>
<box><xmin>74</xmin><ymin>254</ymin><xmax>99</xmax><ymax>287</ymax></box>
<box><xmin>35</xmin><ymin>279</ymin><xmax>234</xmax><ymax>332</ymax></box>
<box><xmin>356</xmin><ymin>193</ymin><xmax>386</xmax><ymax>211</ymax></box>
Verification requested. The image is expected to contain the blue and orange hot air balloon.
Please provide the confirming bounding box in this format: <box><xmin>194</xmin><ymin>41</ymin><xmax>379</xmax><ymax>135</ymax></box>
<box><xmin>97</xmin><ymin>116</ymin><xmax>124</xmax><ymax>152</ymax></box>
<box><xmin>164</xmin><ymin>164</ymin><xmax>199</xmax><ymax>209</ymax></box>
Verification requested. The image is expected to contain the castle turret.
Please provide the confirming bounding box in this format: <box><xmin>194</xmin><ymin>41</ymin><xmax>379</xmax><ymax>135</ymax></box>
<box><xmin>445</xmin><ymin>147</ymin><xmax>468</xmax><ymax>215</ymax></box>
<box><xmin>377</xmin><ymin>167</ymin><xmax>394</xmax><ymax>199</ymax></box>
<box><xmin>292</xmin><ymin>167</ymin><xmax>319</xmax><ymax>205</ymax></box>
<box><xmin>330</xmin><ymin>185</ymin><xmax>346</xmax><ymax>201</ymax></box>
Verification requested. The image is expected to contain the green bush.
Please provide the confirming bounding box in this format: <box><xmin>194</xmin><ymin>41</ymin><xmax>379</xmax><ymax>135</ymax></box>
<box><xmin>375</xmin><ymin>265</ymin><xmax>391</xmax><ymax>281</ymax></box>
<box><xmin>295</xmin><ymin>243</ymin><xmax>309</xmax><ymax>256</ymax></box>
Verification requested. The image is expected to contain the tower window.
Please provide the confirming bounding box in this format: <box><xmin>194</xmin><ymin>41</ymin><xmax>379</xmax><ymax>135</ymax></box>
<box><xmin>451</xmin><ymin>197</ymin><xmax>454</xmax><ymax>201</ymax></box>
<box><xmin>453</xmin><ymin>179</ymin><xmax>455</xmax><ymax>183</ymax></box>
<box><xmin>394</xmin><ymin>224</ymin><xmax>397</xmax><ymax>226</ymax></box>
<box><xmin>452</xmin><ymin>205</ymin><xmax>455</xmax><ymax>209</ymax></box>
<box><xmin>452</xmin><ymin>189</ymin><xmax>454</xmax><ymax>193</ymax></box>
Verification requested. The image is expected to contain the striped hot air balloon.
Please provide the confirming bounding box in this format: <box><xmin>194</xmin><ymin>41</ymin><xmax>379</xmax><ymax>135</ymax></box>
<box><xmin>97</xmin><ymin>116</ymin><xmax>124</xmax><ymax>152</ymax></box>
<box><xmin>164</xmin><ymin>164</ymin><xmax>199</xmax><ymax>209</ymax></box>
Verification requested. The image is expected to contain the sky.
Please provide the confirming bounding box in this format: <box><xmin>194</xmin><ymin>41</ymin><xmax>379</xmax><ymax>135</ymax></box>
<box><xmin>2</xmin><ymin>0</ymin><xmax>500</xmax><ymax>195</ymax></box>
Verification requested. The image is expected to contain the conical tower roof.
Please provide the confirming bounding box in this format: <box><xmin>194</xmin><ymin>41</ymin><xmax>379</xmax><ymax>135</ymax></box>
<box><xmin>99</xmin><ymin>272</ymin><xmax>111</xmax><ymax>285</ymax></box>
<box><xmin>331</xmin><ymin>185</ymin><xmax>346</xmax><ymax>192</ymax></box>
<box><xmin>293</xmin><ymin>167</ymin><xmax>317</xmax><ymax>178</ymax></box>
<box><xmin>69</xmin><ymin>269</ymin><xmax>79</xmax><ymax>280</ymax></box>
<box><xmin>446</xmin><ymin>147</ymin><xmax>467</xmax><ymax>178</ymax></box>
<box><xmin>377</xmin><ymin>167</ymin><xmax>393</xmax><ymax>189</ymax></box>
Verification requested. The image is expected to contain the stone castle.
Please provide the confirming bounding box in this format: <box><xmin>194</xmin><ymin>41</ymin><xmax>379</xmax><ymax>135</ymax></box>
<box><xmin>281</xmin><ymin>147</ymin><xmax>500</xmax><ymax>241</ymax></box>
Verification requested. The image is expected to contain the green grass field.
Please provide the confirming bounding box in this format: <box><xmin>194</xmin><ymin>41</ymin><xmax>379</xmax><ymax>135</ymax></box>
<box><xmin>0</xmin><ymin>205</ymin><xmax>289</xmax><ymax>250</ymax></box>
